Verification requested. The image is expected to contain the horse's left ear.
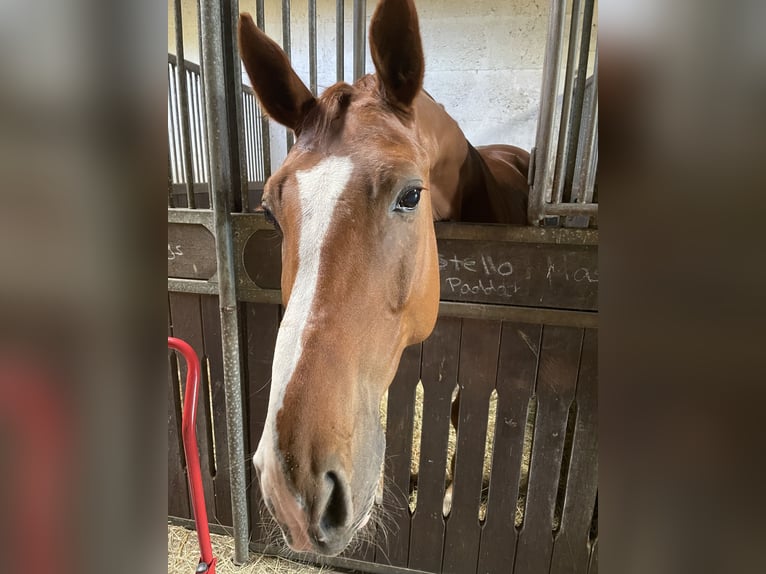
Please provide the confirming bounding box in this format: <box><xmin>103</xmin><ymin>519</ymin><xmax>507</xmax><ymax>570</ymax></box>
<box><xmin>369</xmin><ymin>0</ymin><xmax>424</xmax><ymax>111</ymax></box>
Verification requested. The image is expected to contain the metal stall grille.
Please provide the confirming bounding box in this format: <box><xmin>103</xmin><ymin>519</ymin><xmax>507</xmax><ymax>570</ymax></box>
<box><xmin>529</xmin><ymin>0</ymin><xmax>598</xmax><ymax>228</ymax></box>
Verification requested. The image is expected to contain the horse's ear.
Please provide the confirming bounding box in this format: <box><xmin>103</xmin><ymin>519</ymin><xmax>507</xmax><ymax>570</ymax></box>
<box><xmin>238</xmin><ymin>13</ymin><xmax>316</xmax><ymax>131</ymax></box>
<box><xmin>369</xmin><ymin>0</ymin><xmax>424</xmax><ymax>111</ymax></box>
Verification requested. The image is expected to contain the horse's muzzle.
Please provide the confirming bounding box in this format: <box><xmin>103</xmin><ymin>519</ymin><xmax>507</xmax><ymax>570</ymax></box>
<box><xmin>254</xmin><ymin>452</ymin><xmax>355</xmax><ymax>556</ymax></box>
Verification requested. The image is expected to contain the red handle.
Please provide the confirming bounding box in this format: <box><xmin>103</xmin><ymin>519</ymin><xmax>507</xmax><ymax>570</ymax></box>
<box><xmin>168</xmin><ymin>337</ymin><xmax>217</xmax><ymax>574</ymax></box>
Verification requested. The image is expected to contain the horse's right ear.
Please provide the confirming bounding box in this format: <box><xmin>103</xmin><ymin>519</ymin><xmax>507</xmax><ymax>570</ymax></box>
<box><xmin>238</xmin><ymin>13</ymin><xmax>316</xmax><ymax>132</ymax></box>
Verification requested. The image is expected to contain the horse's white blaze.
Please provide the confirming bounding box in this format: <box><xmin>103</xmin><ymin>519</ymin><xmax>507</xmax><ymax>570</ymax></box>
<box><xmin>254</xmin><ymin>155</ymin><xmax>354</xmax><ymax>469</ymax></box>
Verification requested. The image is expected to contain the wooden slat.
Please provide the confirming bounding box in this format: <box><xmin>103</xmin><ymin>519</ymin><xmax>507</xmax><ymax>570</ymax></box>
<box><xmin>408</xmin><ymin>317</ymin><xmax>462</xmax><ymax>572</ymax></box>
<box><xmin>200</xmin><ymin>295</ymin><xmax>233</xmax><ymax>527</ymax></box>
<box><xmin>477</xmin><ymin>323</ymin><xmax>542</xmax><ymax>573</ymax></box>
<box><xmin>168</xmin><ymin>292</ymin><xmax>217</xmax><ymax>521</ymax></box>
<box><xmin>375</xmin><ymin>344</ymin><xmax>422</xmax><ymax>567</ymax></box>
<box><xmin>168</xmin><ymin>298</ymin><xmax>191</xmax><ymax>519</ymax></box>
<box><xmin>549</xmin><ymin>329</ymin><xmax>598</xmax><ymax>574</ymax></box>
<box><xmin>243</xmin><ymin>302</ymin><xmax>280</xmax><ymax>545</ymax></box>
<box><xmin>513</xmin><ymin>326</ymin><xmax>583</xmax><ymax>574</ymax></box>
<box><xmin>442</xmin><ymin>319</ymin><xmax>502</xmax><ymax>574</ymax></box>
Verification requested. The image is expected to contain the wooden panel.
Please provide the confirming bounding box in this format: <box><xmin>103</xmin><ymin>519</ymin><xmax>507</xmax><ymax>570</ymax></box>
<box><xmin>513</xmin><ymin>326</ymin><xmax>583</xmax><ymax>574</ymax></box>
<box><xmin>375</xmin><ymin>344</ymin><xmax>422</xmax><ymax>567</ymax></box>
<box><xmin>477</xmin><ymin>323</ymin><xmax>542</xmax><ymax>574</ymax></box>
<box><xmin>200</xmin><ymin>295</ymin><xmax>233</xmax><ymax>527</ymax></box>
<box><xmin>168</xmin><ymin>292</ymin><xmax>217</xmax><ymax>521</ymax></box>
<box><xmin>168</xmin><ymin>299</ymin><xmax>191</xmax><ymax>519</ymax></box>
<box><xmin>167</xmin><ymin>223</ymin><xmax>216</xmax><ymax>279</ymax></box>
<box><xmin>549</xmin><ymin>329</ymin><xmax>598</xmax><ymax>574</ymax></box>
<box><xmin>243</xmin><ymin>302</ymin><xmax>280</xmax><ymax>544</ymax></box>
<box><xmin>409</xmin><ymin>317</ymin><xmax>462</xmax><ymax>572</ymax></box>
<box><xmin>442</xmin><ymin>319</ymin><xmax>502</xmax><ymax>574</ymax></box>
<box><xmin>437</xmin><ymin>240</ymin><xmax>597</xmax><ymax>310</ymax></box>
<box><xmin>242</xmin><ymin>229</ymin><xmax>283</xmax><ymax>289</ymax></box>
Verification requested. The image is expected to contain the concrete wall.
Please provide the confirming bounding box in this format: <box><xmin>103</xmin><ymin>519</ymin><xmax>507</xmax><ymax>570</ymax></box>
<box><xmin>168</xmin><ymin>0</ymin><xmax>597</xmax><ymax>171</ymax></box>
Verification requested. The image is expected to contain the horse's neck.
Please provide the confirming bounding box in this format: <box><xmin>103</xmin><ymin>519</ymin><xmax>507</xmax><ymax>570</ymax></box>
<box><xmin>413</xmin><ymin>93</ymin><xmax>497</xmax><ymax>222</ymax></box>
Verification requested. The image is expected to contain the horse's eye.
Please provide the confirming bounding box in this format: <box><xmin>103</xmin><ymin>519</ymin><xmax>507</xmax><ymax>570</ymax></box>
<box><xmin>396</xmin><ymin>187</ymin><xmax>421</xmax><ymax>212</ymax></box>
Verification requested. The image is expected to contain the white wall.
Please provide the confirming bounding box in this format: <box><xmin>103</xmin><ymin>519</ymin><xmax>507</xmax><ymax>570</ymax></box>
<box><xmin>169</xmin><ymin>0</ymin><xmax>597</xmax><ymax>171</ymax></box>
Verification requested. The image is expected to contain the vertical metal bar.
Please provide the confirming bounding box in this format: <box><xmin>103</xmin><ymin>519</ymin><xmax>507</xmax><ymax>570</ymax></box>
<box><xmin>309</xmin><ymin>0</ymin><xmax>318</xmax><ymax>95</ymax></box>
<box><xmin>256</xmin><ymin>0</ymin><xmax>272</xmax><ymax>180</ymax></box>
<box><xmin>188</xmin><ymin>70</ymin><xmax>200</xmax><ymax>184</ymax></box>
<box><xmin>168</xmin><ymin>145</ymin><xmax>175</xmax><ymax>208</ymax></box>
<box><xmin>528</xmin><ymin>0</ymin><xmax>567</xmax><ymax>225</ymax></box>
<box><xmin>282</xmin><ymin>0</ymin><xmax>295</xmax><ymax>150</ymax></box>
<box><xmin>573</xmin><ymin>50</ymin><xmax>598</xmax><ymax>204</ymax></box>
<box><xmin>551</xmin><ymin>0</ymin><xmax>584</xmax><ymax>205</ymax></box>
<box><xmin>352</xmin><ymin>0</ymin><xmax>366</xmax><ymax>81</ymax></box>
<box><xmin>168</xmin><ymin>64</ymin><xmax>183</xmax><ymax>187</ymax></box>
<box><xmin>193</xmin><ymin>73</ymin><xmax>206</xmax><ymax>183</ymax></box>
<box><xmin>562</xmin><ymin>0</ymin><xmax>596</xmax><ymax>202</ymax></box>
<box><xmin>196</xmin><ymin>5</ymin><xmax>212</xmax><ymax>193</ymax></box>
<box><xmin>198</xmin><ymin>0</ymin><xmax>249</xmax><ymax>564</ymax></box>
<box><xmin>174</xmin><ymin>0</ymin><xmax>197</xmax><ymax>208</ymax></box>
<box><xmin>336</xmin><ymin>0</ymin><xmax>344</xmax><ymax>82</ymax></box>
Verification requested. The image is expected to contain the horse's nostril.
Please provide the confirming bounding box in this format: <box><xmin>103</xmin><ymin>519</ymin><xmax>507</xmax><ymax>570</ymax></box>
<box><xmin>319</xmin><ymin>471</ymin><xmax>349</xmax><ymax>535</ymax></box>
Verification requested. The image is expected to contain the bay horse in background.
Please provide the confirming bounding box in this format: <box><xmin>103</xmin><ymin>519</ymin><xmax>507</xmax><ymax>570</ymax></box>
<box><xmin>239</xmin><ymin>0</ymin><xmax>529</xmax><ymax>557</ymax></box>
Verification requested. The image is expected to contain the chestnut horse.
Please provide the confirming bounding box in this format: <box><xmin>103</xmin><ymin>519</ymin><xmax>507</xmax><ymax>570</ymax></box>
<box><xmin>239</xmin><ymin>0</ymin><xmax>528</xmax><ymax>556</ymax></box>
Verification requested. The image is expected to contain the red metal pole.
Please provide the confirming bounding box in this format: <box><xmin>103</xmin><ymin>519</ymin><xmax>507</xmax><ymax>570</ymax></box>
<box><xmin>168</xmin><ymin>337</ymin><xmax>217</xmax><ymax>574</ymax></box>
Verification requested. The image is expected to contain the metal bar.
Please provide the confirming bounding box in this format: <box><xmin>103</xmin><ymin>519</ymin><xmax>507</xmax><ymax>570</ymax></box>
<box><xmin>573</xmin><ymin>49</ymin><xmax>598</xmax><ymax>204</ymax></box>
<box><xmin>174</xmin><ymin>0</ymin><xmax>197</xmax><ymax>207</ymax></box>
<box><xmin>167</xmin><ymin>66</ymin><xmax>182</xmax><ymax>185</ymax></box>
<box><xmin>309</xmin><ymin>0</ymin><xmax>318</xmax><ymax>95</ymax></box>
<box><xmin>196</xmin><ymin>5</ymin><xmax>212</xmax><ymax>194</ymax></box>
<box><xmin>282</xmin><ymin>0</ymin><xmax>294</xmax><ymax>150</ymax></box>
<box><xmin>540</xmin><ymin>202</ymin><xmax>598</xmax><ymax>217</ymax></box>
<box><xmin>336</xmin><ymin>0</ymin><xmax>344</xmax><ymax>82</ymax></box>
<box><xmin>551</xmin><ymin>0</ymin><xmax>584</xmax><ymax>205</ymax></box>
<box><xmin>168</xmin><ymin>145</ymin><xmax>175</xmax><ymax>208</ymax></box>
<box><xmin>563</xmin><ymin>0</ymin><xmax>596</xmax><ymax>202</ymax></box>
<box><xmin>256</xmin><ymin>0</ymin><xmax>272</xmax><ymax>179</ymax></box>
<box><xmin>528</xmin><ymin>0</ymin><xmax>567</xmax><ymax>224</ymax></box>
<box><xmin>352</xmin><ymin>0</ymin><xmax>365</xmax><ymax>80</ymax></box>
<box><xmin>198</xmin><ymin>0</ymin><xmax>249</xmax><ymax>564</ymax></box>
<box><xmin>188</xmin><ymin>71</ymin><xmax>202</xmax><ymax>183</ymax></box>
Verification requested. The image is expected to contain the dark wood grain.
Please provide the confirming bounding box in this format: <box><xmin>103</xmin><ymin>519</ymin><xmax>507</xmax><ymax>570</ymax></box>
<box><xmin>476</xmin><ymin>323</ymin><xmax>542</xmax><ymax>574</ymax></box>
<box><xmin>243</xmin><ymin>302</ymin><xmax>281</xmax><ymax>545</ymax></box>
<box><xmin>200</xmin><ymin>295</ymin><xmax>233</xmax><ymax>527</ymax></box>
<box><xmin>442</xmin><ymin>319</ymin><xmax>502</xmax><ymax>574</ymax></box>
<box><xmin>437</xmin><ymin>240</ymin><xmax>597</xmax><ymax>310</ymax></box>
<box><xmin>168</xmin><ymin>298</ymin><xmax>191</xmax><ymax>519</ymax></box>
<box><xmin>549</xmin><ymin>329</ymin><xmax>598</xmax><ymax>574</ymax></box>
<box><xmin>375</xmin><ymin>344</ymin><xmax>422</xmax><ymax>568</ymax></box>
<box><xmin>168</xmin><ymin>292</ymin><xmax>217</xmax><ymax>522</ymax></box>
<box><xmin>513</xmin><ymin>326</ymin><xmax>583</xmax><ymax>574</ymax></box>
<box><xmin>408</xmin><ymin>317</ymin><xmax>462</xmax><ymax>572</ymax></box>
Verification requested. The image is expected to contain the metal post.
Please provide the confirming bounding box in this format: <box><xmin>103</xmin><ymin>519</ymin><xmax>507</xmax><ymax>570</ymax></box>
<box><xmin>573</xmin><ymin>49</ymin><xmax>598</xmax><ymax>204</ymax></box>
<box><xmin>282</xmin><ymin>0</ymin><xmax>294</xmax><ymax>150</ymax></box>
<box><xmin>168</xmin><ymin>144</ymin><xmax>175</xmax><ymax>208</ymax></box>
<box><xmin>551</xmin><ymin>0</ymin><xmax>584</xmax><ymax>205</ymax></box>
<box><xmin>174</xmin><ymin>0</ymin><xmax>197</xmax><ymax>208</ymax></box>
<box><xmin>529</xmin><ymin>0</ymin><xmax>567</xmax><ymax>224</ymax></box>
<box><xmin>336</xmin><ymin>0</ymin><xmax>344</xmax><ymax>82</ymax></box>
<box><xmin>309</xmin><ymin>0</ymin><xmax>318</xmax><ymax>95</ymax></box>
<box><xmin>198</xmin><ymin>0</ymin><xmax>250</xmax><ymax>565</ymax></box>
<box><xmin>352</xmin><ymin>0</ymin><xmax>365</xmax><ymax>81</ymax></box>
<box><xmin>255</xmin><ymin>0</ymin><xmax>272</xmax><ymax>179</ymax></box>
<box><xmin>562</xmin><ymin>0</ymin><xmax>596</xmax><ymax>202</ymax></box>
